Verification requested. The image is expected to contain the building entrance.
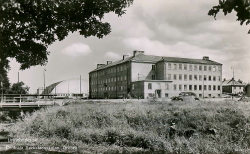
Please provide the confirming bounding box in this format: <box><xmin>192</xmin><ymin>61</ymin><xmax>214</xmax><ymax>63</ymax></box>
<box><xmin>156</xmin><ymin>90</ymin><xmax>161</xmax><ymax>98</ymax></box>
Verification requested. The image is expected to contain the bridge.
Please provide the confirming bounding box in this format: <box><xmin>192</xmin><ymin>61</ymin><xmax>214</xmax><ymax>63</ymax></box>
<box><xmin>0</xmin><ymin>94</ymin><xmax>56</xmax><ymax>111</ymax></box>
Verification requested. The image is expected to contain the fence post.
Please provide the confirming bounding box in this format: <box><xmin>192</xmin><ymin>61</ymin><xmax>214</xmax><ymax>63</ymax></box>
<box><xmin>19</xmin><ymin>95</ymin><xmax>21</xmax><ymax>108</ymax></box>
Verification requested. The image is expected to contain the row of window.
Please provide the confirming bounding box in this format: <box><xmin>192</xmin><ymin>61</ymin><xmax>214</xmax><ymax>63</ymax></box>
<box><xmin>91</xmin><ymin>75</ymin><xmax>128</xmax><ymax>85</ymax></box>
<box><xmin>173</xmin><ymin>84</ymin><xmax>221</xmax><ymax>91</ymax></box>
<box><xmin>167</xmin><ymin>74</ymin><xmax>221</xmax><ymax>81</ymax></box>
<box><xmin>167</xmin><ymin>63</ymin><xmax>220</xmax><ymax>71</ymax></box>
<box><xmin>148</xmin><ymin>93</ymin><xmax>221</xmax><ymax>98</ymax></box>
<box><xmin>91</xmin><ymin>65</ymin><xmax>128</xmax><ymax>78</ymax></box>
<box><xmin>91</xmin><ymin>86</ymin><xmax>126</xmax><ymax>92</ymax></box>
<box><xmin>146</xmin><ymin>83</ymin><xmax>221</xmax><ymax>91</ymax></box>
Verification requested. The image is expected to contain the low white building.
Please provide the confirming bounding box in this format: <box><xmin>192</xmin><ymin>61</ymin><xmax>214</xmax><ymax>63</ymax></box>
<box><xmin>41</xmin><ymin>78</ymin><xmax>89</xmax><ymax>98</ymax></box>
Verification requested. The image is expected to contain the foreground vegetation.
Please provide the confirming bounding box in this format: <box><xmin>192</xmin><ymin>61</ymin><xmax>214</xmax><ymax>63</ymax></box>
<box><xmin>8</xmin><ymin>99</ymin><xmax>250</xmax><ymax>154</ymax></box>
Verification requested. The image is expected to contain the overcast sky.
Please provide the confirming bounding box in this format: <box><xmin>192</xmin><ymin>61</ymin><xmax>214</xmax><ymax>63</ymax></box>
<box><xmin>8</xmin><ymin>0</ymin><xmax>250</xmax><ymax>93</ymax></box>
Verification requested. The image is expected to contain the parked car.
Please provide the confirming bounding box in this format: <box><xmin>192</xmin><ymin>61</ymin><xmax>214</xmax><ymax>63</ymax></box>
<box><xmin>171</xmin><ymin>96</ymin><xmax>183</xmax><ymax>101</ymax></box>
<box><xmin>171</xmin><ymin>92</ymin><xmax>199</xmax><ymax>101</ymax></box>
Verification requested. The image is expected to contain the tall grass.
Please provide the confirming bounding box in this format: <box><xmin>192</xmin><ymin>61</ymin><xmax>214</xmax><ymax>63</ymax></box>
<box><xmin>9</xmin><ymin>100</ymin><xmax>250</xmax><ymax>154</ymax></box>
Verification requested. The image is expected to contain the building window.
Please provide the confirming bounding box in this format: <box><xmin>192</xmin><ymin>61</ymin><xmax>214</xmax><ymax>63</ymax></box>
<box><xmin>121</xmin><ymin>66</ymin><xmax>123</xmax><ymax>71</ymax></box>
<box><xmin>152</xmin><ymin>65</ymin><xmax>156</xmax><ymax>70</ymax></box>
<box><xmin>209</xmin><ymin>76</ymin><xmax>211</xmax><ymax>81</ymax></box>
<box><xmin>218</xmin><ymin>76</ymin><xmax>221</xmax><ymax>81</ymax></box>
<box><xmin>199</xmin><ymin>65</ymin><xmax>202</xmax><ymax>71</ymax></box>
<box><xmin>174</xmin><ymin>84</ymin><xmax>177</xmax><ymax>91</ymax></box>
<box><xmin>168</xmin><ymin>63</ymin><xmax>171</xmax><ymax>70</ymax></box>
<box><xmin>114</xmin><ymin>78</ymin><xmax>116</xmax><ymax>82</ymax></box>
<box><xmin>194</xmin><ymin>85</ymin><xmax>197</xmax><ymax>90</ymax></box>
<box><xmin>199</xmin><ymin>75</ymin><xmax>202</xmax><ymax>81</ymax></box>
<box><xmin>124</xmin><ymin>76</ymin><xmax>127</xmax><ymax>80</ymax></box>
<box><xmin>199</xmin><ymin>85</ymin><xmax>202</xmax><ymax>90</ymax></box>
<box><xmin>148</xmin><ymin>83</ymin><xmax>152</xmax><ymax>89</ymax></box>
<box><xmin>165</xmin><ymin>93</ymin><xmax>169</xmax><ymax>97</ymax></box>
<box><xmin>157</xmin><ymin>83</ymin><xmax>161</xmax><ymax>88</ymax></box>
<box><xmin>209</xmin><ymin>66</ymin><xmax>212</xmax><ymax>71</ymax></box>
<box><xmin>174</xmin><ymin>64</ymin><xmax>177</xmax><ymax>70</ymax></box>
<box><xmin>213</xmin><ymin>66</ymin><xmax>216</xmax><ymax>72</ymax></box>
<box><xmin>179</xmin><ymin>84</ymin><xmax>182</xmax><ymax>91</ymax></box>
<box><xmin>204</xmin><ymin>75</ymin><xmax>207</xmax><ymax>81</ymax></box>
<box><xmin>204</xmin><ymin>66</ymin><xmax>207</xmax><ymax>71</ymax></box>
<box><xmin>209</xmin><ymin>94</ymin><xmax>211</xmax><ymax>97</ymax></box>
<box><xmin>189</xmin><ymin>75</ymin><xmax>192</xmax><ymax>81</ymax></box>
<box><xmin>165</xmin><ymin>83</ymin><xmax>169</xmax><ymax>90</ymax></box>
<box><xmin>152</xmin><ymin>75</ymin><xmax>156</xmax><ymax>80</ymax></box>
<box><xmin>132</xmin><ymin>84</ymin><xmax>134</xmax><ymax>90</ymax></box>
<box><xmin>239</xmin><ymin>87</ymin><xmax>241</xmax><ymax>89</ymax></box>
<box><xmin>194</xmin><ymin>65</ymin><xmax>197</xmax><ymax>71</ymax></box>
<box><xmin>218</xmin><ymin>85</ymin><xmax>220</xmax><ymax>90</ymax></box>
<box><xmin>189</xmin><ymin>65</ymin><xmax>192</xmax><ymax>71</ymax></box>
<box><xmin>194</xmin><ymin>75</ymin><xmax>197</xmax><ymax>80</ymax></box>
<box><xmin>179</xmin><ymin>74</ymin><xmax>182</xmax><ymax>80</ymax></box>
<box><xmin>184</xmin><ymin>74</ymin><xmax>187</xmax><ymax>80</ymax></box>
<box><xmin>204</xmin><ymin>85</ymin><xmax>207</xmax><ymax>91</ymax></box>
<box><xmin>213</xmin><ymin>85</ymin><xmax>216</xmax><ymax>90</ymax></box>
<box><xmin>174</xmin><ymin>74</ymin><xmax>177</xmax><ymax>80</ymax></box>
<box><xmin>167</xmin><ymin>74</ymin><xmax>171</xmax><ymax>80</ymax></box>
<box><xmin>184</xmin><ymin>64</ymin><xmax>187</xmax><ymax>70</ymax></box>
<box><xmin>179</xmin><ymin>64</ymin><xmax>182</xmax><ymax>70</ymax></box>
<box><xmin>199</xmin><ymin>94</ymin><xmax>202</xmax><ymax>97</ymax></box>
<box><xmin>184</xmin><ymin>85</ymin><xmax>187</xmax><ymax>91</ymax></box>
<box><xmin>213</xmin><ymin>76</ymin><xmax>216</xmax><ymax>81</ymax></box>
<box><xmin>121</xmin><ymin>86</ymin><xmax>123</xmax><ymax>91</ymax></box>
<box><xmin>209</xmin><ymin>85</ymin><xmax>211</xmax><ymax>90</ymax></box>
<box><xmin>189</xmin><ymin>85</ymin><xmax>192</xmax><ymax>91</ymax></box>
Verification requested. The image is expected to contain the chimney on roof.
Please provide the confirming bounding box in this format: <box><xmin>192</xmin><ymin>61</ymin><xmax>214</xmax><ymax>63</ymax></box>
<box><xmin>123</xmin><ymin>55</ymin><xmax>129</xmax><ymax>60</ymax></box>
<box><xmin>97</xmin><ymin>64</ymin><xmax>105</xmax><ymax>68</ymax></box>
<box><xmin>133</xmin><ymin>50</ymin><xmax>144</xmax><ymax>57</ymax></box>
<box><xmin>203</xmin><ymin>56</ymin><xmax>209</xmax><ymax>60</ymax></box>
<box><xmin>107</xmin><ymin>61</ymin><xmax>112</xmax><ymax>65</ymax></box>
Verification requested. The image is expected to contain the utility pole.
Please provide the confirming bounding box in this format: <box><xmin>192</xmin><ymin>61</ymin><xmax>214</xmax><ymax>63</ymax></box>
<box><xmin>43</xmin><ymin>68</ymin><xmax>46</xmax><ymax>94</ymax></box>
<box><xmin>203</xmin><ymin>75</ymin><xmax>204</xmax><ymax>99</ymax></box>
<box><xmin>80</xmin><ymin>75</ymin><xmax>81</xmax><ymax>97</ymax></box>
<box><xmin>0</xmin><ymin>81</ymin><xmax>3</xmax><ymax>103</ymax></box>
<box><xmin>138</xmin><ymin>73</ymin><xmax>139</xmax><ymax>100</ymax></box>
<box><xmin>231</xmin><ymin>66</ymin><xmax>234</xmax><ymax>100</ymax></box>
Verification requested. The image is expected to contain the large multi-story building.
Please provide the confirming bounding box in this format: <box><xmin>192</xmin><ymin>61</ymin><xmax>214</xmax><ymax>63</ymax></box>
<box><xmin>89</xmin><ymin>51</ymin><xmax>222</xmax><ymax>99</ymax></box>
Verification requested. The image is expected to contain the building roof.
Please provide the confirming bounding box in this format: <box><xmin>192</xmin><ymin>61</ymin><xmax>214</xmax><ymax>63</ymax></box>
<box><xmin>162</xmin><ymin>57</ymin><xmax>222</xmax><ymax>65</ymax></box>
<box><xmin>89</xmin><ymin>53</ymin><xmax>222</xmax><ymax>73</ymax></box>
<box><xmin>222</xmin><ymin>78</ymin><xmax>245</xmax><ymax>86</ymax></box>
<box><xmin>42</xmin><ymin>79</ymin><xmax>89</xmax><ymax>94</ymax></box>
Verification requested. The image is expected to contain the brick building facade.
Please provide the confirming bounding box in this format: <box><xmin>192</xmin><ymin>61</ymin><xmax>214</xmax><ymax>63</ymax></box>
<box><xmin>89</xmin><ymin>51</ymin><xmax>222</xmax><ymax>99</ymax></box>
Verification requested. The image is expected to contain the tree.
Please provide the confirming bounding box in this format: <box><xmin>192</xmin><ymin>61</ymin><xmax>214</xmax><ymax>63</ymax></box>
<box><xmin>0</xmin><ymin>59</ymin><xmax>10</xmax><ymax>94</ymax></box>
<box><xmin>208</xmin><ymin>0</ymin><xmax>250</xmax><ymax>34</ymax></box>
<box><xmin>0</xmin><ymin>0</ymin><xmax>133</xmax><ymax>70</ymax></box>
<box><xmin>237</xmin><ymin>79</ymin><xmax>243</xmax><ymax>84</ymax></box>
<box><xmin>8</xmin><ymin>82</ymin><xmax>30</xmax><ymax>94</ymax></box>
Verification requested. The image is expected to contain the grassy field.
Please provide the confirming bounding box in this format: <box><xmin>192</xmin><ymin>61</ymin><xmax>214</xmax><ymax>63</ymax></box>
<box><xmin>7</xmin><ymin>99</ymin><xmax>250</xmax><ymax>154</ymax></box>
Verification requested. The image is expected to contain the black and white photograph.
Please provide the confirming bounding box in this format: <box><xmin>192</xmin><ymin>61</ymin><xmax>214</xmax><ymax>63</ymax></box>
<box><xmin>0</xmin><ymin>0</ymin><xmax>250</xmax><ymax>153</ymax></box>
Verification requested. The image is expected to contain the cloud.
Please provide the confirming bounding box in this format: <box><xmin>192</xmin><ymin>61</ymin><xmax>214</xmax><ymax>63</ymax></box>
<box><xmin>123</xmin><ymin>37</ymin><xmax>224</xmax><ymax>61</ymax></box>
<box><xmin>105</xmin><ymin>52</ymin><xmax>121</xmax><ymax>60</ymax></box>
<box><xmin>61</xmin><ymin>43</ymin><xmax>92</xmax><ymax>57</ymax></box>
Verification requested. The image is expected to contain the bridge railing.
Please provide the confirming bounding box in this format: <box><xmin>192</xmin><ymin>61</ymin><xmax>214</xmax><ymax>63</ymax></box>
<box><xmin>0</xmin><ymin>94</ymin><xmax>56</xmax><ymax>106</ymax></box>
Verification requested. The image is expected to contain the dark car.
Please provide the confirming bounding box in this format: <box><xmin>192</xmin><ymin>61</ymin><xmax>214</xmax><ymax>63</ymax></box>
<box><xmin>172</xmin><ymin>92</ymin><xmax>199</xmax><ymax>101</ymax></box>
<box><xmin>171</xmin><ymin>96</ymin><xmax>183</xmax><ymax>101</ymax></box>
